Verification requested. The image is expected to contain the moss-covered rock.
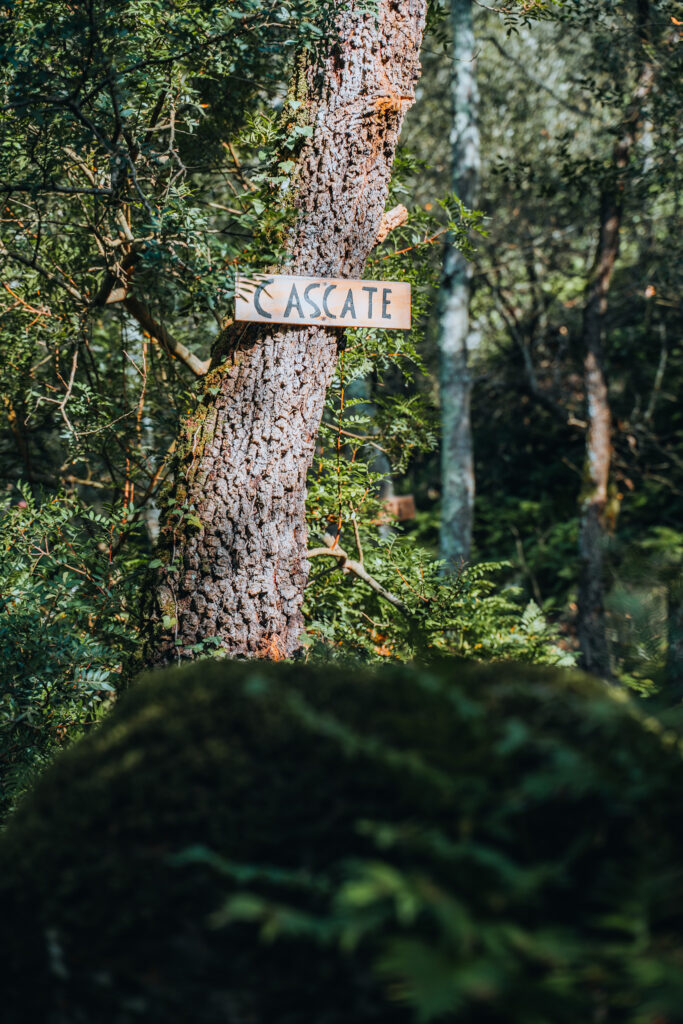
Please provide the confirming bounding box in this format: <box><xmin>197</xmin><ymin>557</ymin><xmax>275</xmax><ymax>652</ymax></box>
<box><xmin>1</xmin><ymin>659</ymin><xmax>683</xmax><ymax>1024</ymax></box>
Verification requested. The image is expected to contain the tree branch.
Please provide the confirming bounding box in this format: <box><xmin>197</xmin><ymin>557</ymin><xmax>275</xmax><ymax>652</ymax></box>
<box><xmin>308</xmin><ymin>533</ymin><xmax>410</xmax><ymax>614</ymax></box>
<box><xmin>482</xmin><ymin>270</ymin><xmax>579</xmax><ymax>427</ymax></box>
<box><xmin>375</xmin><ymin>204</ymin><xmax>409</xmax><ymax>244</ymax></box>
<box><xmin>482</xmin><ymin>35</ymin><xmax>589</xmax><ymax>118</ymax></box>
<box><xmin>0</xmin><ymin>181</ymin><xmax>114</xmax><ymax>197</ymax></box>
<box><xmin>122</xmin><ymin>295</ymin><xmax>210</xmax><ymax>377</ymax></box>
<box><xmin>0</xmin><ymin>244</ymin><xmax>86</xmax><ymax>304</ymax></box>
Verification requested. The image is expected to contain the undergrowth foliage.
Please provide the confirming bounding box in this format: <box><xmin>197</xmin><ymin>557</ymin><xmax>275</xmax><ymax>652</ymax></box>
<box><xmin>304</xmin><ymin>178</ymin><xmax>568</xmax><ymax>666</ymax></box>
<box><xmin>0</xmin><ymin>488</ymin><xmax>140</xmax><ymax>811</ymax></box>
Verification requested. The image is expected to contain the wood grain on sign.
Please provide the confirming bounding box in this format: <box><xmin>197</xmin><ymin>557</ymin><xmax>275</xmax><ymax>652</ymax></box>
<box><xmin>235</xmin><ymin>273</ymin><xmax>411</xmax><ymax>330</ymax></box>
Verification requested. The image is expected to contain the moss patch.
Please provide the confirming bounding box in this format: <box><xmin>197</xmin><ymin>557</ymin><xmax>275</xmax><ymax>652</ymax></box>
<box><xmin>1</xmin><ymin>659</ymin><xmax>683</xmax><ymax>1023</ymax></box>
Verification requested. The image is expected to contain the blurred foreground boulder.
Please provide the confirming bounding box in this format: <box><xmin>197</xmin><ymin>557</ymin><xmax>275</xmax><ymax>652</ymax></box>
<box><xmin>1</xmin><ymin>659</ymin><xmax>683</xmax><ymax>1024</ymax></box>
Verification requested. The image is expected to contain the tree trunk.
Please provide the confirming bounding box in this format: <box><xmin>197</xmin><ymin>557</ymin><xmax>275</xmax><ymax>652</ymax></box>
<box><xmin>577</xmin><ymin>47</ymin><xmax>654</xmax><ymax>678</ymax></box>
<box><xmin>667</xmin><ymin>576</ymin><xmax>683</xmax><ymax>703</ymax></box>
<box><xmin>142</xmin><ymin>0</ymin><xmax>427</xmax><ymax>666</ymax></box>
<box><xmin>438</xmin><ymin>0</ymin><xmax>479</xmax><ymax>567</ymax></box>
<box><xmin>577</xmin><ymin>196</ymin><xmax>618</xmax><ymax>679</ymax></box>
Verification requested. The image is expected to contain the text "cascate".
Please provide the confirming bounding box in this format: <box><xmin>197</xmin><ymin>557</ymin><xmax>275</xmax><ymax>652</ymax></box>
<box><xmin>235</xmin><ymin>273</ymin><xmax>411</xmax><ymax>330</ymax></box>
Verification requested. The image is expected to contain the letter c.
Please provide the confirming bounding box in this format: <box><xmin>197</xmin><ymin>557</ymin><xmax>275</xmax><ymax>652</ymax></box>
<box><xmin>322</xmin><ymin>284</ymin><xmax>338</xmax><ymax>319</ymax></box>
<box><xmin>304</xmin><ymin>282</ymin><xmax>322</xmax><ymax>318</ymax></box>
<box><xmin>253</xmin><ymin>277</ymin><xmax>274</xmax><ymax>319</ymax></box>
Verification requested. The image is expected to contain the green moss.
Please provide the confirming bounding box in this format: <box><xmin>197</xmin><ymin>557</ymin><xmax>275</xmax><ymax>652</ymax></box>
<box><xmin>1</xmin><ymin>660</ymin><xmax>683</xmax><ymax>1023</ymax></box>
<box><xmin>156</xmin><ymin>394</ymin><xmax>222</xmax><ymax>553</ymax></box>
<box><xmin>176</xmin><ymin>401</ymin><xmax>216</xmax><ymax>487</ymax></box>
<box><xmin>286</xmin><ymin>50</ymin><xmax>311</xmax><ymax>127</ymax></box>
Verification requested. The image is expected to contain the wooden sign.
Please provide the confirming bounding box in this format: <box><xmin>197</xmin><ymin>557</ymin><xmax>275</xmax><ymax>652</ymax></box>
<box><xmin>383</xmin><ymin>495</ymin><xmax>416</xmax><ymax>521</ymax></box>
<box><xmin>235</xmin><ymin>273</ymin><xmax>411</xmax><ymax>330</ymax></box>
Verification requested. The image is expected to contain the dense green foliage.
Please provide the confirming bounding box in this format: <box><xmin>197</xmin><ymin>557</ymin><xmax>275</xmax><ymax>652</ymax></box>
<box><xmin>0</xmin><ymin>488</ymin><xmax>138</xmax><ymax>808</ymax></box>
<box><xmin>0</xmin><ymin>0</ymin><xmax>328</xmax><ymax>806</ymax></box>
<box><xmin>304</xmin><ymin>185</ymin><xmax>569</xmax><ymax>667</ymax></box>
<box><xmin>403</xmin><ymin>0</ymin><xmax>682</xmax><ymax>690</ymax></box>
<box><xmin>2</xmin><ymin>657</ymin><xmax>683</xmax><ymax>1023</ymax></box>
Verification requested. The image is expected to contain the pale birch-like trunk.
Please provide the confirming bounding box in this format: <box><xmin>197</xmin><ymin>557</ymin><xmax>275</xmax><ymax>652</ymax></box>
<box><xmin>142</xmin><ymin>0</ymin><xmax>427</xmax><ymax>665</ymax></box>
<box><xmin>438</xmin><ymin>0</ymin><xmax>479</xmax><ymax>567</ymax></box>
<box><xmin>344</xmin><ymin>375</ymin><xmax>395</xmax><ymax>542</ymax></box>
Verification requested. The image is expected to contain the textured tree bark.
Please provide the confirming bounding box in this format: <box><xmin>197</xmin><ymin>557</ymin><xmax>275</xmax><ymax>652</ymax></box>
<box><xmin>577</xmin><ymin>51</ymin><xmax>654</xmax><ymax>679</ymax></box>
<box><xmin>142</xmin><ymin>0</ymin><xmax>427</xmax><ymax>665</ymax></box>
<box><xmin>438</xmin><ymin>0</ymin><xmax>479</xmax><ymax>568</ymax></box>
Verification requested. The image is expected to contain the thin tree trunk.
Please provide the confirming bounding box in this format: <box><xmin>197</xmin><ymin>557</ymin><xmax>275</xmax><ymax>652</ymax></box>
<box><xmin>142</xmin><ymin>0</ymin><xmax>427</xmax><ymax>665</ymax></box>
<box><xmin>577</xmin><ymin>194</ymin><xmax>619</xmax><ymax>678</ymax></box>
<box><xmin>438</xmin><ymin>0</ymin><xmax>479</xmax><ymax>567</ymax></box>
<box><xmin>667</xmin><ymin>577</ymin><xmax>683</xmax><ymax>703</ymax></box>
<box><xmin>577</xmin><ymin>48</ymin><xmax>654</xmax><ymax>678</ymax></box>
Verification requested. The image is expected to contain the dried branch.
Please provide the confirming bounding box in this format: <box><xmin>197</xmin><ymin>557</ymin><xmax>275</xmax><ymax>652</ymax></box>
<box><xmin>307</xmin><ymin>532</ymin><xmax>410</xmax><ymax>614</ymax></box>
<box><xmin>375</xmin><ymin>204</ymin><xmax>409</xmax><ymax>244</ymax></box>
<box><xmin>122</xmin><ymin>295</ymin><xmax>210</xmax><ymax>377</ymax></box>
<box><xmin>0</xmin><ymin>243</ymin><xmax>86</xmax><ymax>304</ymax></box>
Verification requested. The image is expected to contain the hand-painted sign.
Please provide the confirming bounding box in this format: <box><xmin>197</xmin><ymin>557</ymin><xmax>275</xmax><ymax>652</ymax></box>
<box><xmin>235</xmin><ymin>273</ymin><xmax>411</xmax><ymax>330</ymax></box>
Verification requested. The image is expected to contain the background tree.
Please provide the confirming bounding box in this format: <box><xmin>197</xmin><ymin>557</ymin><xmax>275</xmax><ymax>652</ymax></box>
<box><xmin>401</xmin><ymin>0</ymin><xmax>681</xmax><ymax>688</ymax></box>
<box><xmin>437</xmin><ymin>0</ymin><xmax>479</xmax><ymax>568</ymax></box>
<box><xmin>575</xmin><ymin>0</ymin><xmax>658</xmax><ymax>679</ymax></box>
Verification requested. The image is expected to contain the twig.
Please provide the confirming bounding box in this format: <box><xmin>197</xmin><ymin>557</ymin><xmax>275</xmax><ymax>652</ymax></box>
<box><xmin>307</xmin><ymin>533</ymin><xmax>410</xmax><ymax>614</ymax></box>
<box><xmin>122</xmin><ymin>294</ymin><xmax>209</xmax><ymax>377</ymax></box>
<box><xmin>382</xmin><ymin>226</ymin><xmax>446</xmax><ymax>260</ymax></box>
<box><xmin>645</xmin><ymin>322</ymin><xmax>668</xmax><ymax>423</ymax></box>
<box><xmin>110</xmin><ymin>438</ymin><xmax>177</xmax><ymax>557</ymax></box>
<box><xmin>352</xmin><ymin>518</ymin><xmax>364</xmax><ymax>564</ymax></box>
<box><xmin>375</xmin><ymin>204</ymin><xmax>409</xmax><ymax>244</ymax></box>
<box><xmin>224</xmin><ymin>141</ymin><xmax>257</xmax><ymax>192</ymax></box>
<box><xmin>1</xmin><ymin>281</ymin><xmax>50</xmax><ymax>317</ymax></box>
<box><xmin>0</xmin><ymin>244</ymin><xmax>86</xmax><ymax>304</ymax></box>
<box><xmin>335</xmin><ymin>426</ymin><xmax>387</xmax><ymax>452</ymax></box>
<box><xmin>510</xmin><ymin>524</ymin><xmax>543</xmax><ymax>606</ymax></box>
<box><xmin>53</xmin><ymin>346</ymin><xmax>79</xmax><ymax>437</ymax></box>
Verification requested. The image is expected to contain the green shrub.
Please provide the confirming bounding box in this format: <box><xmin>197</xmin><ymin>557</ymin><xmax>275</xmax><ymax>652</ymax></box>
<box><xmin>0</xmin><ymin>490</ymin><xmax>140</xmax><ymax>816</ymax></box>
<box><xmin>1</xmin><ymin>659</ymin><xmax>683</xmax><ymax>1024</ymax></box>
